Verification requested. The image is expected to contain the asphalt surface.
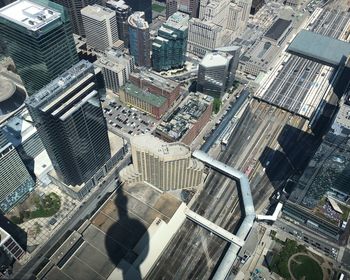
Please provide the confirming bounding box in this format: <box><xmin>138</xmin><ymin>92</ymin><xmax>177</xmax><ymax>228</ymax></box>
<box><xmin>256</xmin><ymin>9</ymin><xmax>350</xmax><ymax>118</ymax></box>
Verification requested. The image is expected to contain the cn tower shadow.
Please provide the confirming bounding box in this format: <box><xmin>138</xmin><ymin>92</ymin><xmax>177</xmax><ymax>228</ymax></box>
<box><xmin>105</xmin><ymin>186</ymin><xmax>149</xmax><ymax>280</ymax></box>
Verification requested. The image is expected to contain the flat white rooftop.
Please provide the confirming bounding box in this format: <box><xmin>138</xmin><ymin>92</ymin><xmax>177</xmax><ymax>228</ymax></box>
<box><xmin>201</xmin><ymin>52</ymin><xmax>229</xmax><ymax>68</ymax></box>
<box><xmin>0</xmin><ymin>0</ymin><xmax>61</xmax><ymax>32</ymax></box>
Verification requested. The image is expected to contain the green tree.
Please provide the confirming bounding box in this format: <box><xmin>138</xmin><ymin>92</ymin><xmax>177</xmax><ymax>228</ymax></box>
<box><xmin>213</xmin><ymin>98</ymin><xmax>222</xmax><ymax>114</ymax></box>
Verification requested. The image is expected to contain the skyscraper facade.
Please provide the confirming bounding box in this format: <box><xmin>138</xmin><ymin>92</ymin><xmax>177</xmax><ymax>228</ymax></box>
<box><xmin>51</xmin><ymin>0</ymin><xmax>104</xmax><ymax>36</ymax></box>
<box><xmin>106</xmin><ymin>0</ymin><xmax>132</xmax><ymax>46</ymax></box>
<box><xmin>0</xmin><ymin>130</ymin><xmax>35</xmax><ymax>213</ymax></box>
<box><xmin>81</xmin><ymin>4</ymin><xmax>118</xmax><ymax>51</ymax></box>
<box><xmin>197</xmin><ymin>47</ymin><xmax>240</xmax><ymax>99</ymax></box>
<box><xmin>0</xmin><ymin>0</ymin><xmax>78</xmax><ymax>95</ymax></box>
<box><xmin>178</xmin><ymin>0</ymin><xmax>199</xmax><ymax>18</ymax></box>
<box><xmin>124</xmin><ymin>0</ymin><xmax>152</xmax><ymax>23</ymax></box>
<box><xmin>26</xmin><ymin>60</ymin><xmax>111</xmax><ymax>186</ymax></box>
<box><xmin>120</xmin><ymin>134</ymin><xmax>204</xmax><ymax>191</ymax></box>
<box><xmin>128</xmin><ymin>11</ymin><xmax>150</xmax><ymax>67</ymax></box>
<box><xmin>152</xmin><ymin>11</ymin><xmax>189</xmax><ymax>72</ymax></box>
<box><xmin>166</xmin><ymin>0</ymin><xmax>177</xmax><ymax>19</ymax></box>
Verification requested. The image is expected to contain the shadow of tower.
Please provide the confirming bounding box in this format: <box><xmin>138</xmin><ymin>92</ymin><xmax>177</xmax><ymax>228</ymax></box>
<box><xmin>105</xmin><ymin>187</ymin><xmax>149</xmax><ymax>280</ymax></box>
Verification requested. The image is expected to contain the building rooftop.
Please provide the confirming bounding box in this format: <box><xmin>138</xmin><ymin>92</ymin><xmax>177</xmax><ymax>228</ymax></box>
<box><xmin>0</xmin><ymin>0</ymin><xmax>61</xmax><ymax>32</ymax></box>
<box><xmin>264</xmin><ymin>18</ymin><xmax>292</xmax><ymax>41</ymax></box>
<box><xmin>123</xmin><ymin>83</ymin><xmax>167</xmax><ymax>108</ymax></box>
<box><xmin>131</xmin><ymin>70</ymin><xmax>179</xmax><ymax>92</ymax></box>
<box><xmin>164</xmin><ymin>11</ymin><xmax>189</xmax><ymax>31</ymax></box>
<box><xmin>81</xmin><ymin>4</ymin><xmax>115</xmax><ymax>21</ymax></box>
<box><xmin>26</xmin><ymin>60</ymin><xmax>93</xmax><ymax>108</ymax></box>
<box><xmin>95</xmin><ymin>49</ymin><xmax>133</xmax><ymax>73</ymax></box>
<box><xmin>128</xmin><ymin>11</ymin><xmax>148</xmax><ymax>29</ymax></box>
<box><xmin>1</xmin><ymin>110</ymin><xmax>37</xmax><ymax>146</ymax></box>
<box><xmin>200</xmin><ymin>52</ymin><xmax>230</xmax><ymax>68</ymax></box>
<box><xmin>106</xmin><ymin>0</ymin><xmax>129</xmax><ymax>10</ymax></box>
<box><xmin>131</xmin><ymin>134</ymin><xmax>191</xmax><ymax>158</ymax></box>
<box><xmin>287</xmin><ymin>30</ymin><xmax>350</xmax><ymax>67</ymax></box>
<box><xmin>156</xmin><ymin>93</ymin><xmax>213</xmax><ymax>141</ymax></box>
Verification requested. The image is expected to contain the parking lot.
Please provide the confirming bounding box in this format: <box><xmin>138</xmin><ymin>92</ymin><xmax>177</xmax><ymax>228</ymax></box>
<box><xmin>101</xmin><ymin>97</ymin><xmax>156</xmax><ymax>137</ymax></box>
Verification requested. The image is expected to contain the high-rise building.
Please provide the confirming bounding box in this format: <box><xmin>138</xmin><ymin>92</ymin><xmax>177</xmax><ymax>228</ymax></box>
<box><xmin>106</xmin><ymin>0</ymin><xmax>132</xmax><ymax>46</ymax></box>
<box><xmin>0</xmin><ymin>130</ymin><xmax>35</xmax><ymax>213</ymax></box>
<box><xmin>197</xmin><ymin>47</ymin><xmax>240</xmax><ymax>98</ymax></box>
<box><xmin>152</xmin><ymin>11</ymin><xmax>189</xmax><ymax>72</ymax></box>
<box><xmin>0</xmin><ymin>0</ymin><xmax>78</xmax><ymax>95</ymax></box>
<box><xmin>81</xmin><ymin>4</ymin><xmax>118</xmax><ymax>51</ymax></box>
<box><xmin>51</xmin><ymin>0</ymin><xmax>104</xmax><ymax>36</ymax></box>
<box><xmin>166</xmin><ymin>0</ymin><xmax>177</xmax><ymax>19</ymax></box>
<box><xmin>120</xmin><ymin>134</ymin><xmax>204</xmax><ymax>191</ymax></box>
<box><xmin>187</xmin><ymin>0</ymin><xmax>234</xmax><ymax>57</ymax></box>
<box><xmin>0</xmin><ymin>227</ymin><xmax>25</xmax><ymax>260</ymax></box>
<box><xmin>250</xmin><ymin>0</ymin><xmax>265</xmax><ymax>14</ymax></box>
<box><xmin>178</xmin><ymin>0</ymin><xmax>199</xmax><ymax>18</ymax></box>
<box><xmin>237</xmin><ymin>0</ymin><xmax>252</xmax><ymax>23</ymax></box>
<box><xmin>124</xmin><ymin>0</ymin><xmax>152</xmax><ymax>23</ymax></box>
<box><xmin>26</xmin><ymin>60</ymin><xmax>111</xmax><ymax>186</ymax></box>
<box><xmin>128</xmin><ymin>11</ymin><xmax>150</xmax><ymax>67</ymax></box>
<box><xmin>94</xmin><ymin>49</ymin><xmax>134</xmax><ymax>93</ymax></box>
<box><xmin>226</xmin><ymin>3</ymin><xmax>243</xmax><ymax>32</ymax></box>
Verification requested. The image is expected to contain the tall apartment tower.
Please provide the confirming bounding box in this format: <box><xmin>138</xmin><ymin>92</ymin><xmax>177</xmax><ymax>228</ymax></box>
<box><xmin>0</xmin><ymin>130</ymin><xmax>35</xmax><ymax>213</ymax></box>
<box><xmin>226</xmin><ymin>3</ymin><xmax>243</xmax><ymax>32</ymax></box>
<box><xmin>51</xmin><ymin>0</ymin><xmax>104</xmax><ymax>36</ymax></box>
<box><xmin>106</xmin><ymin>0</ymin><xmax>132</xmax><ymax>46</ymax></box>
<box><xmin>26</xmin><ymin>60</ymin><xmax>111</xmax><ymax>186</ymax></box>
<box><xmin>166</xmin><ymin>0</ymin><xmax>177</xmax><ymax>19</ymax></box>
<box><xmin>120</xmin><ymin>134</ymin><xmax>204</xmax><ymax>191</ymax></box>
<box><xmin>237</xmin><ymin>0</ymin><xmax>252</xmax><ymax>23</ymax></box>
<box><xmin>125</xmin><ymin>0</ymin><xmax>152</xmax><ymax>23</ymax></box>
<box><xmin>128</xmin><ymin>11</ymin><xmax>150</xmax><ymax>67</ymax></box>
<box><xmin>178</xmin><ymin>0</ymin><xmax>199</xmax><ymax>18</ymax></box>
<box><xmin>94</xmin><ymin>49</ymin><xmax>135</xmax><ymax>93</ymax></box>
<box><xmin>152</xmin><ymin>12</ymin><xmax>189</xmax><ymax>72</ymax></box>
<box><xmin>0</xmin><ymin>0</ymin><xmax>78</xmax><ymax>95</ymax></box>
<box><xmin>81</xmin><ymin>4</ymin><xmax>118</xmax><ymax>51</ymax></box>
<box><xmin>187</xmin><ymin>0</ymin><xmax>231</xmax><ymax>57</ymax></box>
<box><xmin>197</xmin><ymin>47</ymin><xmax>240</xmax><ymax>99</ymax></box>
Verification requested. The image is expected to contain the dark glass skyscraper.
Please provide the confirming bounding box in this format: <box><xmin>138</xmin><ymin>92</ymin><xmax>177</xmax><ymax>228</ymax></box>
<box><xmin>0</xmin><ymin>0</ymin><xmax>78</xmax><ymax>95</ymax></box>
<box><xmin>128</xmin><ymin>11</ymin><xmax>150</xmax><ymax>67</ymax></box>
<box><xmin>106</xmin><ymin>0</ymin><xmax>132</xmax><ymax>46</ymax></box>
<box><xmin>125</xmin><ymin>0</ymin><xmax>152</xmax><ymax>23</ymax></box>
<box><xmin>26</xmin><ymin>60</ymin><xmax>111</xmax><ymax>186</ymax></box>
<box><xmin>0</xmin><ymin>130</ymin><xmax>35</xmax><ymax>213</ymax></box>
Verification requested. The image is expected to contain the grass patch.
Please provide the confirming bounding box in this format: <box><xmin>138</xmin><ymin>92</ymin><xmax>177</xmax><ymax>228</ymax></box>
<box><xmin>152</xmin><ymin>3</ymin><xmax>165</xmax><ymax>12</ymax></box>
<box><xmin>270</xmin><ymin>239</ymin><xmax>307</xmax><ymax>279</ymax></box>
<box><xmin>338</xmin><ymin>204</ymin><xmax>350</xmax><ymax>220</ymax></box>
<box><xmin>9</xmin><ymin>193</ymin><xmax>61</xmax><ymax>224</ymax></box>
<box><xmin>290</xmin><ymin>255</ymin><xmax>323</xmax><ymax>280</ymax></box>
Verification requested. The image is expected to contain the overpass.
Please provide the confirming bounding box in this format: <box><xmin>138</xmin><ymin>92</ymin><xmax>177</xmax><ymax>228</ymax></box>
<box><xmin>185</xmin><ymin>208</ymin><xmax>245</xmax><ymax>247</ymax></box>
<box><xmin>192</xmin><ymin>150</ymin><xmax>255</xmax><ymax>280</ymax></box>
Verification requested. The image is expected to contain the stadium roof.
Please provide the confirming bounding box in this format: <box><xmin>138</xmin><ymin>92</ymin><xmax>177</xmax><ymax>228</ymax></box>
<box><xmin>287</xmin><ymin>30</ymin><xmax>350</xmax><ymax>67</ymax></box>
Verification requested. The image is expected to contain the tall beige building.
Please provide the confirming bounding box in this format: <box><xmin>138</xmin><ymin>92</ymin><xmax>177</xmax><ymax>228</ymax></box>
<box><xmin>120</xmin><ymin>134</ymin><xmax>204</xmax><ymax>191</ymax></box>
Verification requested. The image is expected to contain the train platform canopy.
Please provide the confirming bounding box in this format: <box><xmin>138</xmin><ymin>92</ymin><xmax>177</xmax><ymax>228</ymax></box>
<box><xmin>287</xmin><ymin>30</ymin><xmax>350</xmax><ymax>67</ymax></box>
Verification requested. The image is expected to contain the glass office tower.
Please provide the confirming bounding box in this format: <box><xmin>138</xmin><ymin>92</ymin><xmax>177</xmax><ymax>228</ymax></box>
<box><xmin>0</xmin><ymin>130</ymin><xmax>35</xmax><ymax>213</ymax></box>
<box><xmin>0</xmin><ymin>0</ymin><xmax>78</xmax><ymax>95</ymax></box>
<box><xmin>26</xmin><ymin>60</ymin><xmax>111</xmax><ymax>186</ymax></box>
<box><xmin>152</xmin><ymin>12</ymin><xmax>189</xmax><ymax>72</ymax></box>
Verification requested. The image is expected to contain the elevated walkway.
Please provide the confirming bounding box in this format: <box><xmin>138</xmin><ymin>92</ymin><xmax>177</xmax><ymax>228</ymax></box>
<box><xmin>185</xmin><ymin>208</ymin><xmax>245</xmax><ymax>247</ymax></box>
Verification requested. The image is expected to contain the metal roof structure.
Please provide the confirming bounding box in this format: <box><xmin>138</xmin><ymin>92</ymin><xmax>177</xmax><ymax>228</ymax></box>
<box><xmin>264</xmin><ymin>18</ymin><xmax>292</xmax><ymax>41</ymax></box>
<box><xmin>287</xmin><ymin>30</ymin><xmax>350</xmax><ymax>67</ymax></box>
